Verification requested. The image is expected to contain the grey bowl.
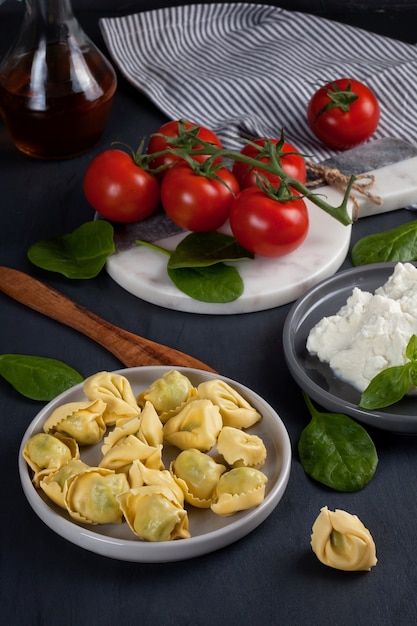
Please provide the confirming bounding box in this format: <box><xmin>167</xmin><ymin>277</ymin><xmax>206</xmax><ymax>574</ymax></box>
<box><xmin>283</xmin><ymin>262</ymin><xmax>417</xmax><ymax>434</ymax></box>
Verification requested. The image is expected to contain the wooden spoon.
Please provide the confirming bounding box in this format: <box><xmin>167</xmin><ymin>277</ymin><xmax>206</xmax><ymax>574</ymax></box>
<box><xmin>0</xmin><ymin>266</ymin><xmax>216</xmax><ymax>373</ymax></box>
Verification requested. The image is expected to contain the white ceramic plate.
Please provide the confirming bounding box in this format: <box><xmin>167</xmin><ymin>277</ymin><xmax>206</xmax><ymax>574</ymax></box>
<box><xmin>283</xmin><ymin>263</ymin><xmax>417</xmax><ymax>434</ymax></box>
<box><xmin>106</xmin><ymin>198</ymin><xmax>351</xmax><ymax>315</ymax></box>
<box><xmin>19</xmin><ymin>366</ymin><xmax>291</xmax><ymax>562</ymax></box>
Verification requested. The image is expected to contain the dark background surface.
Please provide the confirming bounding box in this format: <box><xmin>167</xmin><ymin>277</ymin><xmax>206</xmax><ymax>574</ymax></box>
<box><xmin>2</xmin><ymin>2</ymin><xmax>417</xmax><ymax>625</ymax></box>
<box><xmin>3</xmin><ymin>0</ymin><xmax>417</xmax><ymax>41</ymax></box>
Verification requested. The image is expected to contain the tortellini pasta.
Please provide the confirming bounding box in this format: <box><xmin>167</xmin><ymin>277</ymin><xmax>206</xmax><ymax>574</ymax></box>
<box><xmin>129</xmin><ymin>460</ymin><xmax>185</xmax><ymax>506</ymax></box>
<box><xmin>84</xmin><ymin>371</ymin><xmax>140</xmax><ymax>425</ymax></box>
<box><xmin>40</xmin><ymin>459</ymin><xmax>89</xmax><ymax>508</ymax></box>
<box><xmin>118</xmin><ymin>485</ymin><xmax>190</xmax><ymax>541</ymax></box>
<box><xmin>23</xmin><ymin>370</ymin><xmax>270</xmax><ymax>542</ymax></box>
<box><xmin>43</xmin><ymin>399</ymin><xmax>107</xmax><ymax>445</ymax></box>
<box><xmin>137</xmin><ymin>369</ymin><xmax>196</xmax><ymax>421</ymax></box>
<box><xmin>217</xmin><ymin>426</ymin><xmax>267</xmax><ymax>468</ymax></box>
<box><xmin>170</xmin><ymin>449</ymin><xmax>226</xmax><ymax>508</ymax></box>
<box><xmin>64</xmin><ymin>467</ymin><xmax>129</xmax><ymax>525</ymax></box>
<box><xmin>311</xmin><ymin>506</ymin><xmax>377</xmax><ymax>571</ymax></box>
<box><xmin>99</xmin><ymin>435</ymin><xmax>163</xmax><ymax>473</ymax></box>
<box><xmin>100</xmin><ymin>405</ymin><xmax>164</xmax><ymax>473</ymax></box>
<box><xmin>22</xmin><ymin>432</ymin><xmax>79</xmax><ymax>487</ymax></box>
<box><xmin>101</xmin><ymin>415</ymin><xmax>142</xmax><ymax>454</ymax></box>
<box><xmin>211</xmin><ymin>467</ymin><xmax>268</xmax><ymax>516</ymax></box>
<box><xmin>136</xmin><ymin>401</ymin><xmax>164</xmax><ymax>447</ymax></box>
<box><xmin>197</xmin><ymin>380</ymin><xmax>262</xmax><ymax>429</ymax></box>
<box><xmin>163</xmin><ymin>399</ymin><xmax>222</xmax><ymax>451</ymax></box>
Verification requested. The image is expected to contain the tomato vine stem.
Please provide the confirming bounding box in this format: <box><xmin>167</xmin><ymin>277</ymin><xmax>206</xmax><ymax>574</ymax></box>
<box><xmin>147</xmin><ymin>129</ymin><xmax>354</xmax><ymax>226</ymax></box>
<box><xmin>192</xmin><ymin>143</ymin><xmax>353</xmax><ymax>226</ymax></box>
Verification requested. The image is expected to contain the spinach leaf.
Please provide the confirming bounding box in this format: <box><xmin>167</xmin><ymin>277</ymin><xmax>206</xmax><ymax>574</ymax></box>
<box><xmin>0</xmin><ymin>354</ymin><xmax>83</xmax><ymax>400</ymax></box>
<box><xmin>168</xmin><ymin>263</ymin><xmax>244</xmax><ymax>303</ymax></box>
<box><xmin>351</xmin><ymin>220</ymin><xmax>417</xmax><ymax>266</ymax></box>
<box><xmin>406</xmin><ymin>333</ymin><xmax>417</xmax><ymax>361</ymax></box>
<box><xmin>136</xmin><ymin>231</ymin><xmax>250</xmax><ymax>303</ymax></box>
<box><xmin>298</xmin><ymin>393</ymin><xmax>378</xmax><ymax>492</ymax></box>
<box><xmin>359</xmin><ymin>334</ymin><xmax>417</xmax><ymax>409</ymax></box>
<box><xmin>359</xmin><ymin>365</ymin><xmax>411</xmax><ymax>410</ymax></box>
<box><xmin>27</xmin><ymin>220</ymin><xmax>115</xmax><ymax>278</ymax></box>
<box><xmin>168</xmin><ymin>232</ymin><xmax>253</xmax><ymax>269</ymax></box>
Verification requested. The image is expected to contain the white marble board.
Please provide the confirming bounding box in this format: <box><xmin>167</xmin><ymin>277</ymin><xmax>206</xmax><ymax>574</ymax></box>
<box><xmin>106</xmin><ymin>140</ymin><xmax>417</xmax><ymax>315</ymax></box>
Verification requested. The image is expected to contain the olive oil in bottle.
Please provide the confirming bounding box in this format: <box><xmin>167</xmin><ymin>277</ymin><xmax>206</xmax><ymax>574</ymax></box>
<box><xmin>0</xmin><ymin>0</ymin><xmax>117</xmax><ymax>159</ymax></box>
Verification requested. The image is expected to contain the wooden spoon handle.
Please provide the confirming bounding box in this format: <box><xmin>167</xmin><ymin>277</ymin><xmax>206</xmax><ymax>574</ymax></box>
<box><xmin>0</xmin><ymin>266</ymin><xmax>216</xmax><ymax>373</ymax></box>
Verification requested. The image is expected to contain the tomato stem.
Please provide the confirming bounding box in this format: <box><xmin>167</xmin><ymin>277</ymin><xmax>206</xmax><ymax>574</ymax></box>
<box><xmin>191</xmin><ymin>144</ymin><xmax>353</xmax><ymax>225</ymax></box>
<box><xmin>135</xmin><ymin>239</ymin><xmax>171</xmax><ymax>256</ymax></box>
<box><xmin>315</xmin><ymin>81</ymin><xmax>359</xmax><ymax>120</ymax></box>
<box><xmin>148</xmin><ymin>129</ymin><xmax>354</xmax><ymax>226</ymax></box>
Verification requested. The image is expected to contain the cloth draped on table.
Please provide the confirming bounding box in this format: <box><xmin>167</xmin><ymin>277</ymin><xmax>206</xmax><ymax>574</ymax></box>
<box><xmin>100</xmin><ymin>3</ymin><xmax>417</xmax><ymax>160</ymax></box>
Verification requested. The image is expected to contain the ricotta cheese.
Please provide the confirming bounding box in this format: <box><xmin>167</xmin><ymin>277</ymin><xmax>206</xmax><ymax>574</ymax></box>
<box><xmin>306</xmin><ymin>262</ymin><xmax>417</xmax><ymax>392</ymax></box>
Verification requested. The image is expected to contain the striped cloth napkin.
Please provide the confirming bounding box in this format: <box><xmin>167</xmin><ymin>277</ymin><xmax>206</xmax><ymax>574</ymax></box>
<box><xmin>100</xmin><ymin>3</ymin><xmax>417</xmax><ymax>161</ymax></box>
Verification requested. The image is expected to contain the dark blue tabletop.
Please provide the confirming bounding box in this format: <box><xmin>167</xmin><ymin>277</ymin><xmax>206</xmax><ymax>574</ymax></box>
<box><xmin>1</xmin><ymin>2</ymin><xmax>417</xmax><ymax>625</ymax></box>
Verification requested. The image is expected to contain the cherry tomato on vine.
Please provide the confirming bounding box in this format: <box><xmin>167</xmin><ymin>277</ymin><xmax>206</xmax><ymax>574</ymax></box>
<box><xmin>229</xmin><ymin>187</ymin><xmax>309</xmax><ymax>257</ymax></box>
<box><xmin>161</xmin><ymin>164</ymin><xmax>240</xmax><ymax>232</ymax></box>
<box><xmin>307</xmin><ymin>78</ymin><xmax>380</xmax><ymax>150</ymax></box>
<box><xmin>147</xmin><ymin>119</ymin><xmax>223</xmax><ymax>178</ymax></box>
<box><xmin>232</xmin><ymin>138</ymin><xmax>306</xmax><ymax>189</ymax></box>
<box><xmin>83</xmin><ymin>149</ymin><xmax>160</xmax><ymax>223</ymax></box>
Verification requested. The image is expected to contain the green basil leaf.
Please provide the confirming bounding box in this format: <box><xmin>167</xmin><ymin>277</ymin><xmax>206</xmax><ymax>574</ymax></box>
<box><xmin>406</xmin><ymin>334</ymin><xmax>417</xmax><ymax>362</ymax></box>
<box><xmin>351</xmin><ymin>220</ymin><xmax>417</xmax><ymax>266</ymax></box>
<box><xmin>0</xmin><ymin>354</ymin><xmax>83</xmax><ymax>400</ymax></box>
<box><xmin>27</xmin><ymin>220</ymin><xmax>115</xmax><ymax>278</ymax></box>
<box><xmin>167</xmin><ymin>263</ymin><xmax>244</xmax><ymax>302</ymax></box>
<box><xmin>168</xmin><ymin>232</ymin><xmax>253</xmax><ymax>269</ymax></box>
<box><xmin>299</xmin><ymin>394</ymin><xmax>378</xmax><ymax>492</ymax></box>
<box><xmin>359</xmin><ymin>364</ymin><xmax>412</xmax><ymax>409</ymax></box>
<box><xmin>409</xmin><ymin>364</ymin><xmax>417</xmax><ymax>387</ymax></box>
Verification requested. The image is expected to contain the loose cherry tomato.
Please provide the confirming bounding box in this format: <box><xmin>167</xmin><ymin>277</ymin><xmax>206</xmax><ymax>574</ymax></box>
<box><xmin>83</xmin><ymin>149</ymin><xmax>160</xmax><ymax>223</ymax></box>
<box><xmin>161</xmin><ymin>164</ymin><xmax>240</xmax><ymax>232</ymax></box>
<box><xmin>307</xmin><ymin>78</ymin><xmax>380</xmax><ymax>150</ymax></box>
<box><xmin>229</xmin><ymin>187</ymin><xmax>309</xmax><ymax>257</ymax></box>
<box><xmin>232</xmin><ymin>138</ymin><xmax>306</xmax><ymax>189</ymax></box>
<box><xmin>147</xmin><ymin>119</ymin><xmax>223</xmax><ymax>178</ymax></box>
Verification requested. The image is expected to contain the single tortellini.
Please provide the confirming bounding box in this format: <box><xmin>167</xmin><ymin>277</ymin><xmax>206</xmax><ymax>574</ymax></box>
<box><xmin>43</xmin><ymin>399</ymin><xmax>107</xmax><ymax>446</ymax></box>
<box><xmin>163</xmin><ymin>399</ymin><xmax>222</xmax><ymax>452</ymax></box>
<box><xmin>84</xmin><ymin>371</ymin><xmax>140</xmax><ymax>425</ymax></box>
<box><xmin>136</xmin><ymin>401</ymin><xmax>164</xmax><ymax>447</ymax></box>
<box><xmin>99</xmin><ymin>435</ymin><xmax>164</xmax><ymax>473</ymax></box>
<box><xmin>128</xmin><ymin>460</ymin><xmax>185</xmax><ymax>506</ymax></box>
<box><xmin>311</xmin><ymin>506</ymin><xmax>377</xmax><ymax>572</ymax></box>
<box><xmin>118</xmin><ymin>485</ymin><xmax>190</xmax><ymax>542</ymax></box>
<box><xmin>217</xmin><ymin>426</ymin><xmax>267</xmax><ymax>468</ymax></box>
<box><xmin>101</xmin><ymin>404</ymin><xmax>162</xmax><ymax>454</ymax></box>
<box><xmin>64</xmin><ymin>467</ymin><xmax>129</xmax><ymax>525</ymax></box>
<box><xmin>170</xmin><ymin>449</ymin><xmax>226</xmax><ymax>508</ymax></box>
<box><xmin>40</xmin><ymin>459</ymin><xmax>89</xmax><ymax>509</ymax></box>
<box><xmin>22</xmin><ymin>432</ymin><xmax>79</xmax><ymax>487</ymax></box>
<box><xmin>211</xmin><ymin>467</ymin><xmax>268</xmax><ymax>516</ymax></box>
<box><xmin>197</xmin><ymin>380</ymin><xmax>262</xmax><ymax>429</ymax></box>
<box><xmin>137</xmin><ymin>370</ymin><xmax>196</xmax><ymax>422</ymax></box>
<box><xmin>101</xmin><ymin>416</ymin><xmax>142</xmax><ymax>455</ymax></box>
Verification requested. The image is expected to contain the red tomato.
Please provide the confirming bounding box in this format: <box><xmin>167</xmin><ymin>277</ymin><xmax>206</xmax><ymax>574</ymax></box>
<box><xmin>147</xmin><ymin>119</ymin><xmax>223</xmax><ymax>178</ymax></box>
<box><xmin>161</xmin><ymin>164</ymin><xmax>240</xmax><ymax>232</ymax></box>
<box><xmin>229</xmin><ymin>187</ymin><xmax>309</xmax><ymax>257</ymax></box>
<box><xmin>307</xmin><ymin>78</ymin><xmax>380</xmax><ymax>150</ymax></box>
<box><xmin>232</xmin><ymin>138</ymin><xmax>306</xmax><ymax>189</ymax></box>
<box><xmin>83</xmin><ymin>150</ymin><xmax>160</xmax><ymax>223</ymax></box>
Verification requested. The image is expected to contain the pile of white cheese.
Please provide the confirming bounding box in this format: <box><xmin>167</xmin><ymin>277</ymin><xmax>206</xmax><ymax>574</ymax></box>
<box><xmin>306</xmin><ymin>262</ymin><xmax>417</xmax><ymax>392</ymax></box>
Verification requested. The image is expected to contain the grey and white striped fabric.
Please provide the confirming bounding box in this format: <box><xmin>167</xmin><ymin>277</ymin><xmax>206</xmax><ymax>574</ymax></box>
<box><xmin>100</xmin><ymin>3</ymin><xmax>417</xmax><ymax>160</ymax></box>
